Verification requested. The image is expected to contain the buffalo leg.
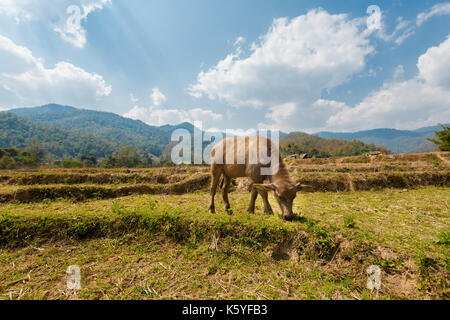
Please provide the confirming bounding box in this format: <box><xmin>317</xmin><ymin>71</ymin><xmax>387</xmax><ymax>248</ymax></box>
<box><xmin>247</xmin><ymin>187</ymin><xmax>258</xmax><ymax>214</ymax></box>
<box><xmin>222</xmin><ymin>175</ymin><xmax>232</xmax><ymax>213</ymax></box>
<box><xmin>258</xmin><ymin>190</ymin><xmax>274</xmax><ymax>215</ymax></box>
<box><xmin>209</xmin><ymin>168</ymin><xmax>221</xmax><ymax>214</ymax></box>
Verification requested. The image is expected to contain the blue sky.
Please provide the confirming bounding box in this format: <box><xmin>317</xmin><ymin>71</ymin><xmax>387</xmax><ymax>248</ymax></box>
<box><xmin>0</xmin><ymin>0</ymin><xmax>449</xmax><ymax>133</ymax></box>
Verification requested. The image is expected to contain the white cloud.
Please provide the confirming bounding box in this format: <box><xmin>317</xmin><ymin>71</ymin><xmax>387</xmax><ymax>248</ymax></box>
<box><xmin>54</xmin><ymin>0</ymin><xmax>111</xmax><ymax>48</ymax></box>
<box><xmin>189</xmin><ymin>9</ymin><xmax>374</xmax><ymax>130</ymax></box>
<box><xmin>124</xmin><ymin>88</ymin><xmax>223</xmax><ymax>127</ymax></box>
<box><xmin>124</xmin><ymin>106</ymin><xmax>223</xmax><ymax>127</ymax></box>
<box><xmin>323</xmin><ymin>35</ymin><xmax>450</xmax><ymax>131</ymax></box>
<box><xmin>233</xmin><ymin>36</ymin><xmax>246</xmax><ymax>47</ymax></box>
<box><xmin>0</xmin><ymin>0</ymin><xmax>33</xmax><ymax>22</ymax></box>
<box><xmin>0</xmin><ymin>34</ymin><xmax>40</xmax><ymax>73</ymax></box>
<box><xmin>188</xmin><ymin>7</ymin><xmax>450</xmax><ymax>132</ymax></box>
<box><xmin>189</xmin><ymin>9</ymin><xmax>373</xmax><ymax>108</ymax></box>
<box><xmin>374</xmin><ymin>15</ymin><xmax>415</xmax><ymax>45</ymax></box>
<box><xmin>130</xmin><ymin>93</ymin><xmax>139</xmax><ymax>103</ymax></box>
<box><xmin>417</xmin><ymin>2</ymin><xmax>450</xmax><ymax>26</ymax></box>
<box><xmin>373</xmin><ymin>3</ymin><xmax>450</xmax><ymax>45</ymax></box>
<box><xmin>0</xmin><ymin>0</ymin><xmax>111</xmax><ymax>48</ymax></box>
<box><xmin>417</xmin><ymin>36</ymin><xmax>450</xmax><ymax>89</ymax></box>
<box><xmin>258</xmin><ymin>102</ymin><xmax>297</xmax><ymax>131</ymax></box>
<box><xmin>151</xmin><ymin>88</ymin><xmax>167</xmax><ymax>106</ymax></box>
<box><xmin>0</xmin><ymin>34</ymin><xmax>112</xmax><ymax>106</ymax></box>
<box><xmin>222</xmin><ymin>128</ymin><xmax>259</xmax><ymax>136</ymax></box>
<box><xmin>188</xmin><ymin>108</ymin><xmax>222</xmax><ymax>122</ymax></box>
<box><xmin>393</xmin><ymin>64</ymin><xmax>405</xmax><ymax>81</ymax></box>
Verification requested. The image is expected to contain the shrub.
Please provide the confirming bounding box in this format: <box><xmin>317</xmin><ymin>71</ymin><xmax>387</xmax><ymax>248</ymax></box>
<box><xmin>61</xmin><ymin>160</ymin><xmax>84</xmax><ymax>168</ymax></box>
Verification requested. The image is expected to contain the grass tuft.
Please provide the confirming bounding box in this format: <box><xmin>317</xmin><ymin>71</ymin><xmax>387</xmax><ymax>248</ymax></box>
<box><xmin>436</xmin><ymin>230</ymin><xmax>450</xmax><ymax>246</ymax></box>
<box><xmin>344</xmin><ymin>215</ymin><xmax>357</xmax><ymax>229</ymax></box>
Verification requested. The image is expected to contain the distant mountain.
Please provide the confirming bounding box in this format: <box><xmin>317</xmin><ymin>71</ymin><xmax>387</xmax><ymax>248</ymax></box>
<box><xmin>1</xmin><ymin>104</ymin><xmax>444</xmax><ymax>161</ymax></box>
<box><xmin>9</xmin><ymin>104</ymin><xmax>170</xmax><ymax>156</ymax></box>
<box><xmin>159</xmin><ymin>122</ymin><xmax>196</xmax><ymax>134</ymax></box>
<box><xmin>0</xmin><ymin>112</ymin><xmax>119</xmax><ymax>159</ymax></box>
<box><xmin>3</xmin><ymin>105</ymin><xmax>230</xmax><ymax>160</ymax></box>
<box><xmin>316</xmin><ymin>126</ymin><xmax>445</xmax><ymax>154</ymax></box>
<box><xmin>412</xmin><ymin>125</ymin><xmax>444</xmax><ymax>133</ymax></box>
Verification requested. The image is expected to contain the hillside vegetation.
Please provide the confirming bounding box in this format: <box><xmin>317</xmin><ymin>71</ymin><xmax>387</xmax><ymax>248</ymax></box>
<box><xmin>0</xmin><ymin>113</ymin><xmax>118</xmax><ymax>159</ymax></box>
<box><xmin>0</xmin><ymin>104</ymin><xmax>445</xmax><ymax>167</ymax></box>
<box><xmin>7</xmin><ymin>104</ymin><xmax>172</xmax><ymax>157</ymax></box>
<box><xmin>281</xmin><ymin>132</ymin><xmax>389</xmax><ymax>158</ymax></box>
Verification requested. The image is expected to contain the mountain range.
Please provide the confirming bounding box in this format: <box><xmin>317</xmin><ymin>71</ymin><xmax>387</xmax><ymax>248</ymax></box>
<box><xmin>0</xmin><ymin>104</ymin><xmax>442</xmax><ymax>159</ymax></box>
<box><xmin>1</xmin><ymin>104</ymin><xmax>196</xmax><ymax>159</ymax></box>
<box><xmin>317</xmin><ymin>127</ymin><xmax>443</xmax><ymax>154</ymax></box>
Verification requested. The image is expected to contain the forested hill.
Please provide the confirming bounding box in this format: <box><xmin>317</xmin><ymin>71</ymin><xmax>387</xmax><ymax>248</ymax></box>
<box><xmin>0</xmin><ymin>104</ymin><xmax>440</xmax><ymax>161</ymax></box>
<box><xmin>9</xmin><ymin>104</ymin><xmax>169</xmax><ymax>156</ymax></box>
<box><xmin>280</xmin><ymin>132</ymin><xmax>390</xmax><ymax>158</ymax></box>
<box><xmin>0</xmin><ymin>112</ymin><xmax>119</xmax><ymax>159</ymax></box>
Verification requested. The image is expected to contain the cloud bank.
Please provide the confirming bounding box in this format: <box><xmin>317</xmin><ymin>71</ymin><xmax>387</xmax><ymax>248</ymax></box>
<box><xmin>189</xmin><ymin>7</ymin><xmax>450</xmax><ymax>132</ymax></box>
<box><xmin>0</xmin><ymin>34</ymin><xmax>112</xmax><ymax>107</ymax></box>
<box><xmin>0</xmin><ymin>0</ymin><xmax>111</xmax><ymax>48</ymax></box>
<box><xmin>325</xmin><ymin>35</ymin><xmax>450</xmax><ymax>131</ymax></box>
<box><xmin>189</xmin><ymin>9</ymin><xmax>374</xmax><ymax>131</ymax></box>
<box><xmin>124</xmin><ymin>88</ymin><xmax>223</xmax><ymax>127</ymax></box>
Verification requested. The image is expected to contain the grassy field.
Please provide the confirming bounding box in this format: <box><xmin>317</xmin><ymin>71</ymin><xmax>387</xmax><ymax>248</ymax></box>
<box><xmin>0</xmin><ymin>152</ymin><xmax>448</xmax><ymax>300</ymax></box>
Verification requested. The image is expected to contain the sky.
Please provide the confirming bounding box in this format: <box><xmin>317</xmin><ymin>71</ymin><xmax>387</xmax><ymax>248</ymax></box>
<box><xmin>0</xmin><ymin>0</ymin><xmax>449</xmax><ymax>133</ymax></box>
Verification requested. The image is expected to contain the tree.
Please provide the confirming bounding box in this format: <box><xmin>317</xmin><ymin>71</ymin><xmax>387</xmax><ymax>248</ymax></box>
<box><xmin>428</xmin><ymin>124</ymin><xmax>450</xmax><ymax>151</ymax></box>
<box><xmin>80</xmin><ymin>155</ymin><xmax>97</xmax><ymax>167</ymax></box>
<box><xmin>0</xmin><ymin>155</ymin><xmax>17</xmax><ymax>169</ymax></box>
<box><xmin>27</xmin><ymin>139</ymin><xmax>44</xmax><ymax>166</ymax></box>
<box><xmin>61</xmin><ymin>159</ymin><xmax>84</xmax><ymax>168</ymax></box>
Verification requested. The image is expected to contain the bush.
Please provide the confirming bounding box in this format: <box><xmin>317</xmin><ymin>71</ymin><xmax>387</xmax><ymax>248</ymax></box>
<box><xmin>61</xmin><ymin>160</ymin><xmax>84</xmax><ymax>168</ymax></box>
<box><xmin>0</xmin><ymin>155</ymin><xmax>18</xmax><ymax>169</ymax></box>
<box><xmin>428</xmin><ymin>124</ymin><xmax>450</xmax><ymax>151</ymax></box>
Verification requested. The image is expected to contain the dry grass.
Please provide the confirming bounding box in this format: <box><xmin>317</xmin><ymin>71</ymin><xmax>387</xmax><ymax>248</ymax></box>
<box><xmin>0</xmin><ymin>187</ymin><xmax>448</xmax><ymax>300</ymax></box>
<box><xmin>0</xmin><ymin>152</ymin><xmax>448</xmax><ymax>300</ymax></box>
<box><xmin>0</xmin><ymin>174</ymin><xmax>210</xmax><ymax>203</ymax></box>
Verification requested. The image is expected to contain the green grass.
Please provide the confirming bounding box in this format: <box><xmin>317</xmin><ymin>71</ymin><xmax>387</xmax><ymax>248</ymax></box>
<box><xmin>0</xmin><ymin>186</ymin><xmax>449</xmax><ymax>300</ymax></box>
<box><xmin>344</xmin><ymin>215</ymin><xmax>357</xmax><ymax>229</ymax></box>
<box><xmin>436</xmin><ymin>230</ymin><xmax>450</xmax><ymax>246</ymax></box>
<box><xmin>0</xmin><ymin>237</ymin><xmax>381</xmax><ymax>300</ymax></box>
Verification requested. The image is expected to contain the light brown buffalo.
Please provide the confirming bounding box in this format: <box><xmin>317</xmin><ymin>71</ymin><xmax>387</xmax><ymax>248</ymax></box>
<box><xmin>208</xmin><ymin>135</ymin><xmax>303</xmax><ymax>221</ymax></box>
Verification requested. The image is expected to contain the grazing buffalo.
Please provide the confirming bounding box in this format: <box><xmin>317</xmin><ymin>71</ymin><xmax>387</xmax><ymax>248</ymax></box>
<box><xmin>208</xmin><ymin>135</ymin><xmax>304</xmax><ymax>221</ymax></box>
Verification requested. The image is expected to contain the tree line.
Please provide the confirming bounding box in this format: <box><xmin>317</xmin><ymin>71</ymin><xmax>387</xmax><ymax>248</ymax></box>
<box><xmin>0</xmin><ymin>145</ymin><xmax>164</xmax><ymax>169</ymax></box>
<box><xmin>1</xmin><ymin>125</ymin><xmax>448</xmax><ymax>169</ymax></box>
<box><xmin>280</xmin><ymin>133</ymin><xmax>390</xmax><ymax>158</ymax></box>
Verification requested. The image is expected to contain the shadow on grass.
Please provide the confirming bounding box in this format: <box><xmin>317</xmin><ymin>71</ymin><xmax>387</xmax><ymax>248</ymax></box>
<box><xmin>292</xmin><ymin>215</ymin><xmax>308</xmax><ymax>223</ymax></box>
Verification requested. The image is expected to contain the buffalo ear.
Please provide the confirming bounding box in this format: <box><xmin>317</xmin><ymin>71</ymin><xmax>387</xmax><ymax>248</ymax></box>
<box><xmin>253</xmin><ymin>183</ymin><xmax>278</xmax><ymax>192</ymax></box>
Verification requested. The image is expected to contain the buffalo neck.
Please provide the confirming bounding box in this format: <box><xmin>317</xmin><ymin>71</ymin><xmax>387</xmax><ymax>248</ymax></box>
<box><xmin>270</xmin><ymin>159</ymin><xmax>294</xmax><ymax>184</ymax></box>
